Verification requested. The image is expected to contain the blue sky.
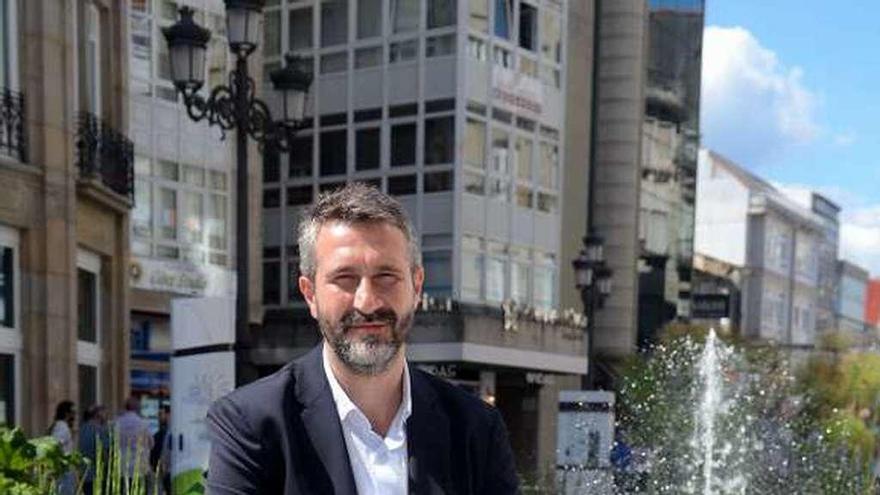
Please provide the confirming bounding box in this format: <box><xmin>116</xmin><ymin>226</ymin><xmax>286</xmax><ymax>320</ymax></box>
<box><xmin>701</xmin><ymin>0</ymin><xmax>880</xmax><ymax>276</ymax></box>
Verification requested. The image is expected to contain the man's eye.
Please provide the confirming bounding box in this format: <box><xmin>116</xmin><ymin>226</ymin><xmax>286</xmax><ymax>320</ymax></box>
<box><xmin>376</xmin><ymin>273</ymin><xmax>399</xmax><ymax>284</ymax></box>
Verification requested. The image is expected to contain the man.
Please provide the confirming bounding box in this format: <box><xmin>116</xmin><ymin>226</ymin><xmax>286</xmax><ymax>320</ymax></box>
<box><xmin>207</xmin><ymin>184</ymin><xmax>518</xmax><ymax>494</ymax></box>
<box><xmin>115</xmin><ymin>396</ymin><xmax>154</xmax><ymax>492</ymax></box>
<box><xmin>150</xmin><ymin>404</ymin><xmax>172</xmax><ymax>494</ymax></box>
<box><xmin>79</xmin><ymin>404</ymin><xmax>110</xmax><ymax>495</ymax></box>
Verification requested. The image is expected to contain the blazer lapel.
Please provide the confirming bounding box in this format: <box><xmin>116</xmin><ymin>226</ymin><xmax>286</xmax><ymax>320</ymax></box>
<box><xmin>295</xmin><ymin>346</ymin><xmax>358</xmax><ymax>495</ymax></box>
<box><xmin>407</xmin><ymin>368</ymin><xmax>452</xmax><ymax>494</ymax></box>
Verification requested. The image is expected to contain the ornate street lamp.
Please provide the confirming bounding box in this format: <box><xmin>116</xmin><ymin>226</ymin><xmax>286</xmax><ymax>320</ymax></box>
<box><xmin>573</xmin><ymin>229</ymin><xmax>614</xmax><ymax>389</ymax></box>
<box><xmin>163</xmin><ymin>5</ymin><xmax>313</xmax><ymax>385</ymax></box>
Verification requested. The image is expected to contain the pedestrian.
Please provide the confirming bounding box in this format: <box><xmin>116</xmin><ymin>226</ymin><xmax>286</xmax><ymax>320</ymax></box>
<box><xmin>206</xmin><ymin>184</ymin><xmax>518</xmax><ymax>494</ymax></box>
<box><xmin>49</xmin><ymin>400</ymin><xmax>76</xmax><ymax>495</ymax></box>
<box><xmin>150</xmin><ymin>404</ymin><xmax>172</xmax><ymax>494</ymax></box>
<box><xmin>115</xmin><ymin>396</ymin><xmax>154</xmax><ymax>494</ymax></box>
<box><xmin>79</xmin><ymin>404</ymin><xmax>110</xmax><ymax>495</ymax></box>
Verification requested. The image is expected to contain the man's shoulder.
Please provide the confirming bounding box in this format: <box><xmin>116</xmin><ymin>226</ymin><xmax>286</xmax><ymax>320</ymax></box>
<box><xmin>212</xmin><ymin>360</ymin><xmax>300</xmax><ymax>417</ymax></box>
<box><xmin>411</xmin><ymin>367</ymin><xmax>499</xmax><ymax>425</ymax></box>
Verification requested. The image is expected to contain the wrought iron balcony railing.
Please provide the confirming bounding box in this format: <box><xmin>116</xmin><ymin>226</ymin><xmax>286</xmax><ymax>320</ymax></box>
<box><xmin>0</xmin><ymin>87</ymin><xmax>27</xmax><ymax>162</ymax></box>
<box><xmin>76</xmin><ymin>112</ymin><xmax>134</xmax><ymax>202</ymax></box>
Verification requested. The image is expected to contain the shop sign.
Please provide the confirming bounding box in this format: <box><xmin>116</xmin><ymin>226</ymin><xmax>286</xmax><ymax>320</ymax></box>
<box><xmin>130</xmin><ymin>257</ymin><xmax>235</xmax><ymax>298</ymax></box>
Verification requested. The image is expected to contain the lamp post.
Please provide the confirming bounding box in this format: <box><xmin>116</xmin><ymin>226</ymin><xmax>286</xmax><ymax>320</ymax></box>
<box><xmin>572</xmin><ymin>230</ymin><xmax>613</xmax><ymax>390</ymax></box>
<box><xmin>163</xmin><ymin>3</ymin><xmax>312</xmax><ymax>385</ymax></box>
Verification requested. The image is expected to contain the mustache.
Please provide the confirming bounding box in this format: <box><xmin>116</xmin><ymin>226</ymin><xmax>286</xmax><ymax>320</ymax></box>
<box><xmin>340</xmin><ymin>308</ymin><xmax>398</xmax><ymax>328</ymax></box>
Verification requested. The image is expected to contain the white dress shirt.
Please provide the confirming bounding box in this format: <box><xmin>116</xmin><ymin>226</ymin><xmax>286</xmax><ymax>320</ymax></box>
<box><xmin>323</xmin><ymin>344</ymin><xmax>412</xmax><ymax>495</ymax></box>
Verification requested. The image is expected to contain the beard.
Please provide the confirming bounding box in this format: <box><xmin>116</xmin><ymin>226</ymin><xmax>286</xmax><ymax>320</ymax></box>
<box><xmin>319</xmin><ymin>305</ymin><xmax>415</xmax><ymax>376</ymax></box>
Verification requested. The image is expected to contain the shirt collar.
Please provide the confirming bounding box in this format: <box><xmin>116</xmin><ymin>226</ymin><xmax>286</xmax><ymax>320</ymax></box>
<box><xmin>322</xmin><ymin>343</ymin><xmax>412</xmax><ymax>430</ymax></box>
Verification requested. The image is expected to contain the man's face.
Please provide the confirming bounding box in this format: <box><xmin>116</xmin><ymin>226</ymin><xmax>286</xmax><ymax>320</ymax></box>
<box><xmin>299</xmin><ymin>221</ymin><xmax>424</xmax><ymax>376</ymax></box>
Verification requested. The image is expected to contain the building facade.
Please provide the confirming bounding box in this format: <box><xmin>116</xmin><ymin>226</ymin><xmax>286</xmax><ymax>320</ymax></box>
<box><xmin>780</xmin><ymin>189</ymin><xmax>841</xmax><ymax>336</ymax></box>
<box><xmin>696</xmin><ymin>150</ymin><xmax>822</xmax><ymax>348</ymax></box>
<box><xmin>835</xmin><ymin>260</ymin><xmax>869</xmax><ymax>340</ymax></box>
<box><xmin>125</xmin><ymin>0</ymin><xmax>249</xmax><ymax>419</ymax></box>
<box><xmin>0</xmin><ymin>0</ymin><xmax>133</xmax><ymax>433</ymax></box>
<box><xmin>866</xmin><ymin>278</ymin><xmax>880</xmax><ymax>335</ymax></box>
<box><xmin>588</xmin><ymin>0</ymin><xmax>705</xmax><ymax>360</ymax></box>
<box><xmin>255</xmin><ymin>0</ymin><xmax>592</xmax><ymax>474</ymax></box>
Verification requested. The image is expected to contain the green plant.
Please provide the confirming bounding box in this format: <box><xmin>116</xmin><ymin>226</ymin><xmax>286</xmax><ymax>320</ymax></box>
<box><xmin>0</xmin><ymin>427</ymin><xmax>84</xmax><ymax>495</ymax></box>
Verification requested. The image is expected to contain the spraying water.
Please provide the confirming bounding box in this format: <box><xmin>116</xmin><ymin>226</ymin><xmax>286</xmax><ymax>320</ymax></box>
<box><xmin>695</xmin><ymin>329</ymin><xmax>722</xmax><ymax>494</ymax></box>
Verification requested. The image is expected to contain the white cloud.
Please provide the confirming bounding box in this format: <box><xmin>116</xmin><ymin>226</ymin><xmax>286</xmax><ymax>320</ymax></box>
<box><xmin>832</xmin><ymin>131</ymin><xmax>856</xmax><ymax>147</ymax></box>
<box><xmin>701</xmin><ymin>26</ymin><xmax>822</xmax><ymax>164</ymax></box>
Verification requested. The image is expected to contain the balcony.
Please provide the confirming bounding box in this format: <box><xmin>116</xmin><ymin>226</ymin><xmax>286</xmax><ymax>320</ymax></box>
<box><xmin>75</xmin><ymin>112</ymin><xmax>134</xmax><ymax>202</ymax></box>
<box><xmin>0</xmin><ymin>88</ymin><xmax>27</xmax><ymax>163</ymax></box>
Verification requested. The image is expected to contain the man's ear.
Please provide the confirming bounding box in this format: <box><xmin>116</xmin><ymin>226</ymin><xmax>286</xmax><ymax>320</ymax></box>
<box><xmin>299</xmin><ymin>275</ymin><xmax>319</xmax><ymax>319</ymax></box>
<box><xmin>412</xmin><ymin>265</ymin><xmax>425</xmax><ymax>310</ymax></box>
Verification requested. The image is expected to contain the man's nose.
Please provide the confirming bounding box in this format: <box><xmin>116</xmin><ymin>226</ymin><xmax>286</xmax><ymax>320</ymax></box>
<box><xmin>353</xmin><ymin>277</ymin><xmax>383</xmax><ymax>315</ymax></box>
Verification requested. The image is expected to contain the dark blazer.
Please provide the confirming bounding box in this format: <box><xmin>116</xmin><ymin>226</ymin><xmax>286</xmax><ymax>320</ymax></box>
<box><xmin>206</xmin><ymin>346</ymin><xmax>519</xmax><ymax>494</ymax></box>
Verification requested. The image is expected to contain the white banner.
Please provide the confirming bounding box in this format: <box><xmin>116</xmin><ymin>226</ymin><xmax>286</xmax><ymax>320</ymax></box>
<box><xmin>170</xmin><ymin>297</ymin><xmax>236</xmax><ymax>494</ymax></box>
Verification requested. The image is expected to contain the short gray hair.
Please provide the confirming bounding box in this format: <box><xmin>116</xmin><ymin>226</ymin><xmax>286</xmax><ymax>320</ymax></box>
<box><xmin>297</xmin><ymin>183</ymin><xmax>422</xmax><ymax>280</ymax></box>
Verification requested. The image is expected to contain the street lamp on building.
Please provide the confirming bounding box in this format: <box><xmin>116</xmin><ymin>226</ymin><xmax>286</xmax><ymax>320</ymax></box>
<box><xmin>573</xmin><ymin>230</ymin><xmax>613</xmax><ymax>390</ymax></box>
<box><xmin>163</xmin><ymin>3</ymin><xmax>313</xmax><ymax>385</ymax></box>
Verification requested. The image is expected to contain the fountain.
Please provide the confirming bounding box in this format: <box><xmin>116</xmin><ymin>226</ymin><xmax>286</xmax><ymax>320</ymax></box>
<box><xmin>609</xmin><ymin>329</ymin><xmax>873</xmax><ymax>494</ymax></box>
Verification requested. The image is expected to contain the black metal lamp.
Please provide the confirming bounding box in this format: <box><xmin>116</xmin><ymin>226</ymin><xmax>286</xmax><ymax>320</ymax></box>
<box><xmin>572</xmin><ymin>251</ymin><xmax>594</xmax><ymax>290</ymax></box>
<box><xmin>270</xmin><ymin>54</ymin><xmax>312</xmax><ymax>124</ymax></box>
<box><xmin>162</xmin><ymin>7</ymin><xmax>211</xmax><ymax>95</ymax></box>
<box><xmin>584</xmin><ymin>230</ymin><xmax>605</xmax><ymax>264</ymax></box>
<box><xmin>225</xmin><ymin>0</ymin><xmax>264</xmax><ymax>55</ymax></box>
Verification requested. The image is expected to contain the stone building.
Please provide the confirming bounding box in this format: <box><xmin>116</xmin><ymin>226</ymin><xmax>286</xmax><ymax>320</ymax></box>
<box><xmin>0</xmin><ymin>0</ymin><xmax>133</xmax><ymax>432</ymax></box>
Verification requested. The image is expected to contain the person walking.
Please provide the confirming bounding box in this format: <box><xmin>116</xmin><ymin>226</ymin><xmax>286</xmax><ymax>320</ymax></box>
<box><xmin>49</xmin><ymin>400</ymin><xmax>76</xmax><ymax>495</ymax></box>
<box><xmin>79</xmin><ymin>404</ymin><xmax>110</xmax><ymax>495</ymax></box>
<box><xmin>115</xmin><ymin>397</ymin><xmax>154</xmax><ymax>494</ymax></box>
<box><xmin>150</xmin><ymin>404</ymin><xmax>172</xmax><ymax>494</ymax></box>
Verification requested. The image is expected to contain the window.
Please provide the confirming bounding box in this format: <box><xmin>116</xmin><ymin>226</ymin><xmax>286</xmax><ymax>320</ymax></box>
<box><xmin>263</xmin><ymin>188</ymin><xmax>281</xmax><ymax>208</ymax></box>
<box><xmin>355</xmin><ymin>46</ymin><xmax>382</xmax><ymax>68</ymax></box>
<box><xmin>133</xmin><ymin>180</ymin><xmax>152</xmax><ymax>238</ymax></box>
<box><xmin>287</xmin><ymin>185</ymin><xmax>314</xmax><ymax>206</ymax></box>
<box><xmin>206</xmin><ymin>194</ymin><xmax>226</xmax><ymax>250</ymax></box>
<box><xmin>78</xmin><ymin>364</ymin><xmax>97</xmax><ymax>413</ymax></box>
<box><xmin>493</xmin><ymin>46</ymin><xmax>512</xmax><ymax>69</ymax></box>
<box><xmin>0</xmin><ymin>354</ymin><xmax>14</xmax><ymax>426</ymax></box>
<box><xmin>461</xmin><ymin>250</ymin><xmax>483</xmax><ymax>300</ymax></box>
<box><xmin>511</xmin><ymin>261</ymin><xmax>529</xmax><ymax>303</ymax></box>
<box><xmin>357</xmin><ymin>0</ymin><xmax>382</xmax><ymax>38</ymax></box>
<box><xmin>320</xmin><ymin>52</ymin><xmax>348</xmax><ymax>73</ymax></box>
<box><xmin>183</xmin><ymin>165</ymin><xmax>205</xmax><ymax>187</ymax></box>
<box><xmin>77</xmin><ymin>267</ymin><xmax>98</xmax><ymax>343</ymax></box>
<box><xmin>491</xmin><ymin>129</ymin><xmax>510</xmax><ymax>175</ymax></box>
<box><xmin>158</xmin><ymin>188</ymin><xmax>177</xmax><ymax>240</ymax></box>
<box><xmin>518</xmin><ymin>3</ymin><xmax>537</xmax><ymax>51</ymax></box>
<box><xmin>538</xmin><ymin>142</ymin><xmax>558</xmax><ymax>188</ymax></box>
<box><xmin>426</xmin><ymin>34</ymin><xmax>456</xmax><ymax>57</ymax></box>
<box><xmin>425</xmin><ymin>117</ymin><xmax>454</xmax><ymax>165</ymax></box>
<box><xmin>388</xmin><ymin>175</ymin><xmax>417</xmax><ymax>196</ymax></box>
<box><xmin>390</xmin><ymin>39</ymin><xmax>419</xmax><ymax>63</ymax></box>
<box><xmin>130</xmin><ymin>16</ymin><xmax>151</xmax><ymax>93</ymax></box>
<box><xmin>181</xmin><ymin>191</ymin><xmax>204</xmax><ymax>244</ymax></box>
<box><xmin>391</xmin><ymin>0</ymin><xmax>419</xmax><ymax>33</ymax></box>
<box><xmin>533</xmin><ymin>265</ymin><xmax>555</xmax><ymax>309</ymax></box>
<box><xmin>464</xmin><ymin>119</ymin><xmax>486</xmax><ymax>168</ymax></box>
<box><xmin>82</xmin><ymin>3</ymin><xmax>101</xmax><ymax>114</ymax></box>
<box><xmin>423</xmin><ymin>250</ymin><xmax>452</xmax><ymax>296</ymax></box>
<box><xmin>391</xmin><ymin>123</ymin><xmax>416</xmax><ymax>167</ymax></box>
<box><xmin>494</xmin><ymin>0</ymin><xmax>513</xmax><ymax>39</ymax></box>
<box><xmin>427</xmin><ymin>0</ymin><xmax>456</xmax><ymax>29</ymax></box>
<box><xmin>264</xmin><ymin>10</ymin><xmax>281</xmax><ymax>57</ymax></box>
<box><xmin>485</xmin><ymin>256</ymin><xmax>505</xmax><ymax>303</ymax></box>
<box><xmin>515</xmin><ymin>137</ymin><xmax>532</xmax><ymax>180</ymax></box>
<box><xmin>289</xmin><ymin>8</ymin><xmax>313</xmax><ymax>51</ymax></box>
<box><xmin>536</xmin><ymin>192</ymin><xmax>558</xmax><ymax>213</ymax></box>
<box><xmin>356</xmin><ymin>128</ymin><xmax>380</xmax><ymax>170</ymax></box>
<box><xmin>469</xmin><ymin>0</ymin><xmax>489</xmax><ymax>33</ymax></box>
<box><xmin>320</xmin><ymin>130</ymin><xmax>347</xmax><ymax>176</ymax></box>
<box><xmin>290</xmin><ymin>136</ymin><xmax>313</xmax><ymax>178</ymax></box>
<box><xmin>263</xmin><ymin>261</ymin><xmax>280</xmax><ymax>304</ymax></box>
<box><xmin>540</xmin><ymin>9</ymin><xmax>562</xmax><ymax>63</ymax></box>
<box><xmin>321</xmin><ymin>0</ymin><xmax>348</xmax><ymax>47</ymax></box>
<box><xmin>0</xmin><ymin>244</ymin><xmax>14</xmax><ymax>329</ymax></box>
<box><xmin>519</xmin><ymin>56</ymin><xmax>538</xmax><ymax>78</ymax></box>
<box><xmin>489</xmin><ymin>177</ymin><xmax>509</xmax><ymax>202</ymax></box>
<box><xmin>464</xmin><ymin>171</ymin><xmax>485</xmax><ymax>195</ymax></box>
<box><xmin>467</xmin><ymin>37</ymin><xmax>487</xmax><ymax>61</ymax></box>
<box><xmin>515</xmin><ymin>186</ymin><xmax>532</xmax><ymax>208</ymax></box>
<box><xmin>424</xmin><ymin>171</ymin><xmax>453</xmax><ymax>193</ymax></box>
<box><xmin>264</xmin><ymin>147</ymin><xmax>280</xmax><ymax>183</ymax></box>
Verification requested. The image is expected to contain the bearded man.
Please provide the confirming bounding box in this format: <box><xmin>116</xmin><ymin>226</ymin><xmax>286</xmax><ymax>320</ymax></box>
<box><xmin>206</xmin><ymin>184</ymin><xmax>519</xmax><ymax>494</ymax></box>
